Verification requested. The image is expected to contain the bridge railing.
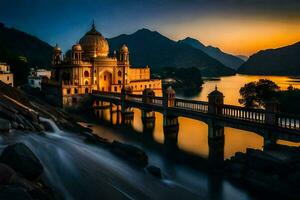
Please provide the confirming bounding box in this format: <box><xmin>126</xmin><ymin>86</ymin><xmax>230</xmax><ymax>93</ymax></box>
<box><xmin>92</xmin><ymin>90</ymin><xmax>122</xmax><ymax>98</ymax></box>
<box><xmin>175</xmin><ymin>98</ymin><xmax>209</xmax><ymax>113</ymax></box>
<box><xmin>221</xmin><ymin>104</ymin><xmax>266</xmax><ymax>123</ymax></box>
<box><xmin>277</xmin><ymin>112</ymin><xmax>300</xmax><ymax>130</ymax></box>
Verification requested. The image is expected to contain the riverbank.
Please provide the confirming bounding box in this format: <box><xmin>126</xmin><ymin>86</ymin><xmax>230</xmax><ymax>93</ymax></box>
<box><xmin>0</xmin><ymin>82</ymin><xmax>206</xmax><ymax>199</ymax></box>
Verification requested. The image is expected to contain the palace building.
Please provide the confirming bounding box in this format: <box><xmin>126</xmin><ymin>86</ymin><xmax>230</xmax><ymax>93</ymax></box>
<box><xmin>43</xmin><ymin>22</ymin><xmax>161</xmax><ymax>108</ymax></box>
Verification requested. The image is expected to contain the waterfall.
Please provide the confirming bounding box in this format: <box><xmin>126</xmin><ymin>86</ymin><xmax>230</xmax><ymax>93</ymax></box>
<box><xmin>39</xmin><ymin>117</ymin><xmax>61</xmax><ymax>134</ymax></box>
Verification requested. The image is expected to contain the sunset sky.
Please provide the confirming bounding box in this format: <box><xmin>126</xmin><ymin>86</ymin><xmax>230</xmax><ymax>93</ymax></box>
<box><xmin>1</xmin><ymin>0</ymin><xmax>300</xmax><ymax>56</ymax></box>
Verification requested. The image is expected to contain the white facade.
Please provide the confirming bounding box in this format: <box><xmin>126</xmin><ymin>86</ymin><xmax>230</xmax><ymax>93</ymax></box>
<box><xmin>28</xmin><ymin>68</ymin><xmax>51</xmax><ymax>90</ymax></box>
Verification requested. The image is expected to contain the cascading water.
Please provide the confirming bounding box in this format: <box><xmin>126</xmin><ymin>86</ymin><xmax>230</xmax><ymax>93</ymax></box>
<box><xmin>0</xmin><ymin>118</ymin><xmax>207</xmax><ymax>200</ymax></box>
<box><xmin>39</xmin><ymin>117</ymin><xmax>62</xmax><ymax>134</ymax></box>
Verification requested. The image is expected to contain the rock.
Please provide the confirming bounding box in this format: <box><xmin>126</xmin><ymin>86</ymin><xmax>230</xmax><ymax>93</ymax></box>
<box><xmin>146</xmin><ymin>166</ymin><xmax>162</xmax><ymax>179</ymax></box>
<box><xmin>0</xmin><ymin>118</ymin><xmax>11</xmax><ymax>133</ymax></box>
<box><xmin>0</xmin><ymin>143</ymin><xmax>44</xmax><ymax>181</ymax></box>
<box><xmin>0</xmin><ymin>163</ymin><xmax>16</xmax><ymax>185</ymax></box>
<box><xmin>84</xmin><ymin>133</ymin><xmax>110</xmax><ymax>146</ymax></box>
<box><xmin>225</xmin><ymin>162</ymin><xmax>246</xmax><ymax>180</ymax></box>
<box><xmin>111</xmin><ymin>141</ymin><xmax>148</xmax><ymax>167</ymax></box>
<box><xmin>0</xmin><ymin>186</ymin><xmax>32</xmax><ymax>200</ymax></box>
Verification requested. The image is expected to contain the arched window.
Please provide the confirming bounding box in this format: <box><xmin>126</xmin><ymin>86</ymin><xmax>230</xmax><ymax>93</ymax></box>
<box><xmin>118</xmin><ymin>70</ymin><xmax>122</xmax><ymax>77</ymax></box>
<box><xmin>85</xmin><ymin>80</ymin><xmax>89</xmax><ymax>85</ymax></box>
<box><xmin>74</xmin><ymin>88</ymin><xmax>78</xmax><ymax>94</ymax></box>
<box><xmin>84</xmin><ymin>71</ymin><xmax>89</xmax><ymax>77</ymax></box>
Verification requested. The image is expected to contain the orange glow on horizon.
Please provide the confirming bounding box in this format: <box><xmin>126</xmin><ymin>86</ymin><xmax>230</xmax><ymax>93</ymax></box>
<box><xmin>160</xmin><ymin>17</ymin><xmax>300</xmax><ymax>56</ymax></box>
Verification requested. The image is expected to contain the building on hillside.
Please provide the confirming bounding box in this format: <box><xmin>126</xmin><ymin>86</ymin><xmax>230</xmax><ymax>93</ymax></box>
<box><xmin>28</xmin><ymin>68</ymin><xmax>51</xmax><ymax>90</ymax></box>
<box><xmin>43</xmin><ymin>22</ymin><xmax>161</xmax><ymax>108</ymax></box>
<box><xmin>0</xmin><ymin>63</ymin><xmax>13</xmax><ymax>87</ymax></box>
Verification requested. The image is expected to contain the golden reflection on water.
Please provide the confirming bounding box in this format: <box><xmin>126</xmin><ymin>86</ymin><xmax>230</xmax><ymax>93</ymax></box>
<box><xmin>94</xmin><ymin>75</ymin><xmax>300</xmax><ymax>159</ymax></box>
<box><xmin>195</xmin><ymin>75</ymin><xmax>300</xmax><ymax>105</ymax></box>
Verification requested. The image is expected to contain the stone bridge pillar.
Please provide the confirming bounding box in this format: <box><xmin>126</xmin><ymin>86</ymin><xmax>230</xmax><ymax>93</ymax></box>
<box><xmin>208</xmin><ymin>86</ymin><xmax>224</xmax><ymax>115</ymax></box>
<box><xmin>207</xmin><ymin>87</ymin><xmax>225</xmax><ymax>140</ymax></box>
<box><xmin>163</xmin><ymin>86</ymin><xmax>179</xmax><ymax>144</ymax></box>
<box><xmin>142</xmin><ymin>88</ymin><xmax>156</xmax><ymax>131</ymax></box>
<box><xmin>208</xmin><ymin>120</ymin><xmax>225</xmax><ymax>166</ymax></box>
<box><xmin>121</xmin><ymin>86</ymin><xmax>134</xmax><ymax>124</ymax></box>
<box><xmin>265</xmin><ymin>98</ymin><xmax>279</xmax><ymax>125</ymax></box>
<box><xmin>208</xmin><ymin>136</ymin><xmax>224</xmax><ymax>167</ymax></box>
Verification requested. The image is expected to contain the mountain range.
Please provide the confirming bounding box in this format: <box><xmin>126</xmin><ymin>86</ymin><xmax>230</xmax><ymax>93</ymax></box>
<box><xmin>178</xmin><ymin>37</ymin><xmax>244</xmax><ymax>70</ymax></box>
<box><xmin>0</xmin><ymin>23</ymin><xmax>53</xmax><ymax>84</ymax></box>
<box><xmin>108</xmin><ymin>29</ymin><xmax>235</xmax><ymax>77</ymax></box>
<box><xmin>238</xmin><ymin>42</ymin><xmax>300</xmax><ymax>76</ymax></box>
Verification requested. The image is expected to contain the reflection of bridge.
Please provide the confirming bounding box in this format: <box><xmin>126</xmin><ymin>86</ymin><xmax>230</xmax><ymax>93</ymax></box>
<box><xmin>91</xmin><ymin>87</ymin><xmax>300</xmax><ymax>146</ymax></box>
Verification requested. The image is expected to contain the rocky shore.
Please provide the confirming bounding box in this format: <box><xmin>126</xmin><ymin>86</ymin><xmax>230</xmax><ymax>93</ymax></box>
<box><xmin>225</xmin><ymin>144</ymin><xmax>300</xmax><ymax>200</ymax></box>
<box><xmin>0</xmin><ymin>82</ymin><xmax>162</xmax><ymax>199</ymax></box>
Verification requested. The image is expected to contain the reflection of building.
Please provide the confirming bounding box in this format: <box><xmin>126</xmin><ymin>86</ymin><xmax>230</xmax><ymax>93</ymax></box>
<box><xmin>43</xmin><ymin>22</ymin><xmax>161</xmax><ymax>108</ymax></box>
<box><xmin>0</xmin><ymin>63</ymin><xmax>13</xmax><ymax>86</ymax></box>
<box><xmin>28</xmin><ymin>68</ymin><xmax>51</xmax><ymax>90</ymax></box>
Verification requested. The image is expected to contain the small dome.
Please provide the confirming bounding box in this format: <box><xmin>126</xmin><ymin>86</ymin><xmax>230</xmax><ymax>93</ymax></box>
<box><xmin>54</xmin><ymin>44</ymin><xmax>61</xmax><ymax>52</ymax></box>
<box><xmin>72</xmin><ymin>43</ymin><xmax>82</xmax><ymax>51</ymax></box>
<box><xmin>208</xmin><ymin>86</ymin><xmax>224</xmax><ymax>97</ymax></box>
<box><xmin>120</xmin><ymin>44</ymin><xmax>129</xmax><ymax>53</ymax></box>
<box><xmin>165</xmin><ymin>86</ymin><xmax>175</xmax><ymax>94</ymax></box>
<box><xmin>79</xmin><ymin>22</ymin><xmax>109</xmax><ymax>58</ymax></box>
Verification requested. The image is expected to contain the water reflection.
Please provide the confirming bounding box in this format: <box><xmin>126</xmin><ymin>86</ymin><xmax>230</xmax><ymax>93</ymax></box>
<box><xmin>94</xmin><ymin>75</ymin><xmax>300</xmax><ymax>160</ymax></box>
<box><xmin>94</xmin><ymin>106</ymin><xmax>264</xmax><ymax>159</ymax></box>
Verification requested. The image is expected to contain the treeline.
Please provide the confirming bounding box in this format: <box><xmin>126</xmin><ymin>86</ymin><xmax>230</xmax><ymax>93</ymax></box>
<box><xmin>239</xmin><ymin>79</ymin><xmax>300</xmax><ymax>114</ymax></box>
<box><xmin>153</xmin><ymin>67</ymin><xmax>204</xmax><ymax>89</ymax></box>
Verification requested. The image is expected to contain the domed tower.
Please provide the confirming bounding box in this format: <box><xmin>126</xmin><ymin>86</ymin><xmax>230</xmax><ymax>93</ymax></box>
<box><xmin>79</xmin><ymin>21</ymin><xmax>109</xmax><ymax>59</ymax></box>
<box><xmin>52</xmin><ymin>44</ymin><xmax>62</xmax><ymax>65</ymax></box>
<box><xmin>119</xmin><ymin>44</ymin><xmax>129</xmax><ymax>63</ymax></box>
<box><xmin>71</xmin><ymin>43</ymin><xmax>83</xmax><ymax>64</ymax></box>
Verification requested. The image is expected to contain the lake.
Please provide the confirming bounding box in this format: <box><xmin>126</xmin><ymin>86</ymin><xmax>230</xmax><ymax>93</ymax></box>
<box><xmin>81</xmin><ymin>74</ymin><xmax>300</xmax><ymax>200</ymax></box>
<box><xmin>92</xmin><ymin>75</ymin><xmax>300</xmax><ymax>158</ymax></box>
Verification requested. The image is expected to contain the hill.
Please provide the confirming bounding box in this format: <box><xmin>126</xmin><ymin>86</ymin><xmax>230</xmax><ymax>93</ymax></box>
<box><xmin>108</xmin><ymin>29</ymin><xmax>235</xmax><ymax>77</ymax></box>
<box><xmin>238</xmin><ymin>42</ymin><xmax>300</xmax><ymax>76</ymax></box>
<box><xmin>178</xmin><ymin>37</ymin><xmax>244</xmax><ymax>70</ymax></box>
<box><xmin>0</xmin><ymin>23</ymin><xmax>53</xmax><ymax>85</ymax></box>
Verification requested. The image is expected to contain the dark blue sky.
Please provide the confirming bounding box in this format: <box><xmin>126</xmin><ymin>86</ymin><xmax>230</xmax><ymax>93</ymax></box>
<box><xmin>1</xmin><ymin>0</ymin><xmax>300</xmax><ymax>55</ymax></box>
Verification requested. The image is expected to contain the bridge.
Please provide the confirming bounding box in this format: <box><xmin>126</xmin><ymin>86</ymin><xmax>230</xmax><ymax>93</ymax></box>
<box><xmin>91</xmin><ymin>87</ymin><xmax>300</xmax><ymax>146</ymax></box>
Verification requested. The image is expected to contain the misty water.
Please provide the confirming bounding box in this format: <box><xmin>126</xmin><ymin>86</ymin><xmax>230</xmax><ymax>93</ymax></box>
<box><xmin>1</xmin><ymin>75</ymin><xmax>299</xmax><ymax>200</ymax></box>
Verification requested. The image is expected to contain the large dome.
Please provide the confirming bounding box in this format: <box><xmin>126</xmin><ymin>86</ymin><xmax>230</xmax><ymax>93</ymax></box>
<box><xmin>79</xmin><ymin>23</ymin><xmax>109</xmax><ymax>59</ymax></box>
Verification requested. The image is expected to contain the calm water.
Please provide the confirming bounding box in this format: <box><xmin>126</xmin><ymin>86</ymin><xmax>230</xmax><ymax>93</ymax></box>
<box><xmin>76</xmin><ymin>75</ymin><xmax>300</xmax><ymax>200</ymax></box>
<box><xmin>91</xmin><ymin>75</ymin><xmax>300</xmax><ymax>159</ymax></box>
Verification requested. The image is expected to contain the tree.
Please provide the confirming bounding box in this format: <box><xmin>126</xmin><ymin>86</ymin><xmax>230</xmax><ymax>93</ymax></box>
<box><xmin>239</xmin><ymin>79</ymin><xmax>280</xmax><ymax>108</ymax></box>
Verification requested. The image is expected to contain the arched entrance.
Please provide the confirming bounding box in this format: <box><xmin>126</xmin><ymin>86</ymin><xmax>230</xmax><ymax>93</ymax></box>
<box><xmin>99</xmin><ymin>71</ymin><xmax>112</xmax><ymax>92</ymax></box>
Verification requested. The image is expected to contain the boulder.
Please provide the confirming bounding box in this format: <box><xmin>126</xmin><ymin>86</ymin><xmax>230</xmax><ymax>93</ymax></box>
<box><xmin>0</xmin><ymin>163</ymin><xmax>16</xmax><ymax>185</ymax></box>
<box><xmin>0</xmin><ymin>143</ymin><xmax>44</xmax><ymax>181</ymax></box>
<box><xmin>0</xmin><ymin>118</ymin><xmax>10</xmax><ymax>133</ymax></box>
<box><xmin>84</xmin><ymin>133</ymin><xmax>111</xmax><ymax>146</ymax></box>
<box><xmin>0</xmin><ymin>186</ymin><xmax>32</xmax><ymax>200</ymax></box>
<box><xmin>111</xmin><ymin>141</ymin><xmax>148</xmax><ymax>167</ymax></box>
<box><xmin>146</xmin><ymin>166</ymin><xmax>162</xmax><ymax>179</ymax></box>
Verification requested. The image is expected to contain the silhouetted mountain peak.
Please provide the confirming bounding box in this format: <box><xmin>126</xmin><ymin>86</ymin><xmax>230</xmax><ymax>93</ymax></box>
<box><xmin>107</xmin><ymin>29</ymin><xmax>234</xmax><ymax>77</ymax></box>
<box><xmin>179</xmin><ymin>37</ymin><xmax>244</xmax><ymax>69</ymax></box>
<box><xmin>238</xmin><ymin>41</ymin><xmax>300</xmax><ymax>76</ymax></box>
